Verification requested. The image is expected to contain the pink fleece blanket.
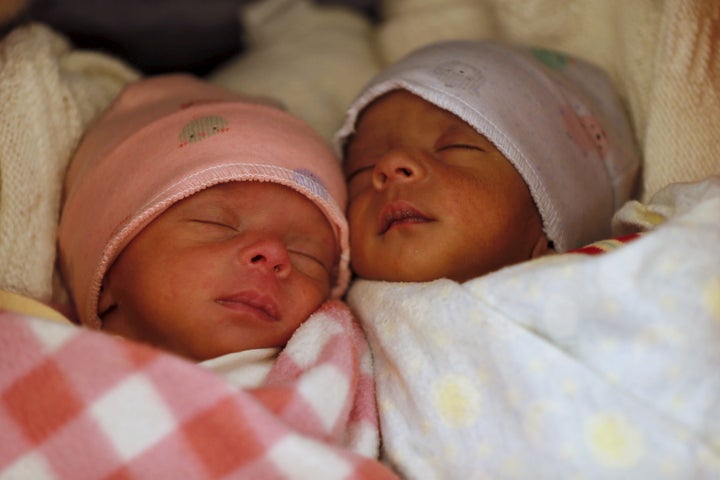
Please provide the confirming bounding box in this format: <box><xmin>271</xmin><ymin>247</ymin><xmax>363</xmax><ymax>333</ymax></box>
<box><xmin>0</xmin><ymin>300</ymin><xmax>398</xmax><ymax>479</ymax></box>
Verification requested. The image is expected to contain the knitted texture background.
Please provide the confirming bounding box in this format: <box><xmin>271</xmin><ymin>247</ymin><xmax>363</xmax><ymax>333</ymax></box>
<box><xmin>209</xmin><ymin>0</ymin><xmax>380</xmax><ymax>142</ymax></box>
<box><xmin>0</xmin><ymin>23</ymin><xmax>139</xmax><ymax>302</ymax></box>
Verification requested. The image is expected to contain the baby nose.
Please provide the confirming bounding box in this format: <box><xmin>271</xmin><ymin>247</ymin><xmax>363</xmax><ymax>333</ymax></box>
<box><xmin>244</xmin><ymin>239</ymin><xmax>291</xmax><ymax>278</ymax></box>
<box><xmin>372</xmin><ymin>149</ymin><xmax>424</xmax><ymax>189</ymax></box>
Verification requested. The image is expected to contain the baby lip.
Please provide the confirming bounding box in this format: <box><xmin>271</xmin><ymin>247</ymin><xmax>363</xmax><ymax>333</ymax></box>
<box><xmin>217</xmin><ymin>291</ymin><xmax>280</xmax><ymax>321</ymax></box>
<box><xmin>378</xmin><ymin>202</ymin><xmax>434</xmax><ymax>234</ymax></box>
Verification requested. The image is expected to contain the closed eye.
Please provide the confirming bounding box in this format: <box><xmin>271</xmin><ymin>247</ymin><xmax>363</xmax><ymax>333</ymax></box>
<box><xmin>289</xmin><ymin>249</ymin><xmax>333</xmax><ymax>283</ymax></box>
<box><xmin>345</xmin><ymin>165</ymin><xmax>375</xmax><ymax>183</ymax></box>
<box><xmin>191</xmin><ymin>219</ymin><xmax>236</xmax><ymax>230</ymax></box>
<box><xmin>289</xmin><ymin>250</ymin><xmax>329</xmax><ymax>270</ymax></box>
<box><xmin>436</xmin><ymin>144</ymin><xmax>488</xmax><ymax>153</ymax></box>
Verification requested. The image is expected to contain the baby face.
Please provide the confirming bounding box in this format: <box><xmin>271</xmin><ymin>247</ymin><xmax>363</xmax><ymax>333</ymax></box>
<box><xmin>343</xmin><ymin>90</ymin><xmax>547</xmax><ymax>282</ymax></box>
<box><xmin>100</xmin><ymin>182</ymin><xmax>337</xmax><ymax>361</ymax></box>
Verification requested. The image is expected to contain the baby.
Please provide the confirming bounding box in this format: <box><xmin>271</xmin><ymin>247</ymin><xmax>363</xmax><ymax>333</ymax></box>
<box><xmin>58</xmin><ymin>74</ymin><xmax>350</xmax><ymax>362</ymax></box>
<box><xmin>327</xmin><ymin>41</ymin><xmax>719</xmax><ymax>479</ymax></box>
<box><xmin>336</xmin><ymin>40</ymin><xmax>640</xmax><ymax>282</ymax></box>
<box><xmin>4</xmin><ymin>75</ymin><xmax>392</xmax><ymax>475</ymax></box>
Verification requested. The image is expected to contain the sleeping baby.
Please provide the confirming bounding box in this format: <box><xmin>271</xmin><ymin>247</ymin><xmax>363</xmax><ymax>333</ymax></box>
<box><xmin>336</xmin><ymin>40</ymin><xmax>720</xmax><ymax>478</ymax></box>
<box><xmin>58</xmin><ymin>74</ymin><xmax>350</xmax><ymax>364</ymax></box>
<box><xmin>337</xmin><ymin>39</ymin><xmax>639</xmax><ymax>282</ymax></box>
<box><xmin>0</xmin><ymin>73</ymin><xmax>399</xmax><ymax>478</ymax></box>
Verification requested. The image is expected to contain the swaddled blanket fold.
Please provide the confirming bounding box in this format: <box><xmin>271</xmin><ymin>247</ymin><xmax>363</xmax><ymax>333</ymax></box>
<box><xmin>0</xmin><ymin>300</ymin><xmax>397</xmax><ymax>479</ymax></box>
<box><xmin>349</xmin><ymin>177</ymin><xmax>720</xmax><ymax>479</ymax></box>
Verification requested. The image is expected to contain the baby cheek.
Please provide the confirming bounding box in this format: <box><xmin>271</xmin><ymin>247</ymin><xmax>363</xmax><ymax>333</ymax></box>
<box><xmin>163</xmin><ymin>252</ymin><xmax>221</xmax><ymax>292</ymax></box>
<box><xmin>347</xmin><ymin>199</ymin><xmax>375</xmax><ymax>237</ymax></box>
<box><xmin>293</xmin><ymin>278</ymin><xmax>330</xmax><ymax>316</ymax></box>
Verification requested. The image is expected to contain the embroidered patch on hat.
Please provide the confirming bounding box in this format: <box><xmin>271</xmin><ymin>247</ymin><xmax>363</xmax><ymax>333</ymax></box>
<box><xmin>179</xmin><ymin>115</ymin><xmax>229</xmax><ymax>147</ymax></box>
<box><xmin>531</xmin><ymin>48</ymin><xmax>570</xmax><ymax>70</ymax></box>
<box><xmin>432</xmin><ymin>61</ymin><xmax>485</xmax><ymax>91</ymax></box>
<box><xmin>293</xmin><ymin>168</ymin><xmax>330</xmax><ymax>201</ymax></box>
<box><xmin>561</xmin><ymin>104</ymin><xmax>609</xmax><ymax>158</ymax></box>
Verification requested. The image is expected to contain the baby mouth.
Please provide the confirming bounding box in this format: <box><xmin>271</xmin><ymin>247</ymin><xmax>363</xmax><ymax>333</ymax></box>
<box><xmin>217</xmin><ymin>292</ymin><xmax>280</xmax><ymax>321</ymax></box>
<box><xmin>378</xmin><ymin>204</ymin><xmax>434</xmax><ymax>234</ymax></box>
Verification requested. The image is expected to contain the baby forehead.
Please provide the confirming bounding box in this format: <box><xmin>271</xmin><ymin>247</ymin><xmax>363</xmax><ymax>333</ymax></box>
<box><xmin>348</xmin><ymin>90</ymin><xmax>490</xmax><ymax>147</ymax></box>
<box><xmin>181</xmin><ymin>181</ymin><xmax>332</xmax><ymax>222</ymax></box>
<box><xmin>354</xmin><ymin>92</ymin><xmax>461</xmax><ymax>131</ymax></box>
<box><xmin>357</xmin><ymin>89</ymin><xmax>462</xmax><ymax>121</ymax></box>
<box><xmin>174</xmin><ymin>181</ymin><xmax>320</xmax><ymax>212</ymax></box>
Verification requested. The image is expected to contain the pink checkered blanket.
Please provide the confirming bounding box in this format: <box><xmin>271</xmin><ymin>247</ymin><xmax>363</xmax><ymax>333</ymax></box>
<box><xmin>0</xmin><ymin>300</ymin><xmax>398</xmax><ymax>479</ymax></box>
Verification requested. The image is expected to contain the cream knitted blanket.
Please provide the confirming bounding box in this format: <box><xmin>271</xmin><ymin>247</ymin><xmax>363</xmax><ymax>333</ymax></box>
<box><xmin>0</xmin><ymin>23</ymin><xmax>139</xmax><ymax>302</ymax></box>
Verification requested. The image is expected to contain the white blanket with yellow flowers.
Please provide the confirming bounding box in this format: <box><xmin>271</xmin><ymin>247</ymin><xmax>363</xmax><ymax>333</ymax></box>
<box><xmin>348</xmin><ymin>177</ymin><xmax>720</xmax><ymax>479</ymax></box>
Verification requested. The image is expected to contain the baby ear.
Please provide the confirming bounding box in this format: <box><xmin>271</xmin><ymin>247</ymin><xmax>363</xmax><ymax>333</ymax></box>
<box><xmin>531</xmin><ymin>233</ymin><xmax>556</xmax><ymax>259</ymax></box>
<box><xmin>97</xmin><ymin>281</ymin><xmax>117</xmax><ymax>318</ymax></box>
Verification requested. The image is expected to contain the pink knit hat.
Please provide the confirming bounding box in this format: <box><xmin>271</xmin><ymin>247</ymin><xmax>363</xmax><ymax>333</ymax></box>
<box><xmin>58</xmin><ymin>74</ymin><xmax>349</xmax><ymax>328</ymax></box>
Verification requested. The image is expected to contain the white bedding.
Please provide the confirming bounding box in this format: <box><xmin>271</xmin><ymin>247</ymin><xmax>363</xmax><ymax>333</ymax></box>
<box><xmin>348</xmin><ymin>177</ymin><xmax>720</xmax><ymax>479</ymax></box>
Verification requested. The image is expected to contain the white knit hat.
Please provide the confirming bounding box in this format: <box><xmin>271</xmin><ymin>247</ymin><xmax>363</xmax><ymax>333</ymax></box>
<box><xmin>336</xmin><ymin>40</ymin><xmax>640</xmax><ymax>252</ymax></box>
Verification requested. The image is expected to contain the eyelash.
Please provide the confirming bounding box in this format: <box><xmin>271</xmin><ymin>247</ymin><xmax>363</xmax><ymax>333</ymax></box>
<box><xmin>188</xmin><ymin>218</ymin><xmax>330</xmax><ymax>275</ymax></box>
<box><xmin>436</xmin><ymin>144</ymin><xmax>487</xmax><ymax>152</ymax></box>
<box><xmin>192</xmin><ymin>219</ymin><xmax>235</xmax><ymax>230</ymax></box>
<box><xmin>289</xmin><ymin>249</ymin><xmax>330</xmax><ymax>273</ymax></box>
<box><xmin>345</xmin><ymin>165</ymin><xmax>374</xmax><ymax>183</ymax></box>
<box><xmin>347</xmin><ymin>143</ymin><xmax>488</xmax><ymax>178</ymax></box>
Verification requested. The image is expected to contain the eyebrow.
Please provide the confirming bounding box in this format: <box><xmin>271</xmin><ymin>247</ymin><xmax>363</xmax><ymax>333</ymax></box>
<box><xmin>173</xmin><ymin>196</ymin><xmax>232</xmax><ymax>217</ymax></box>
